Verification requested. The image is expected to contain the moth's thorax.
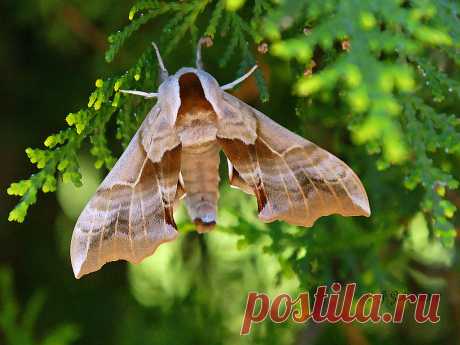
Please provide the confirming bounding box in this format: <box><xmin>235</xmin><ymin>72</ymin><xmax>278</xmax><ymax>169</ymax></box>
<box><xmin>175</xmin><ymin>72</ymin><xmax>218</xmax><ymax>147</ymax></box>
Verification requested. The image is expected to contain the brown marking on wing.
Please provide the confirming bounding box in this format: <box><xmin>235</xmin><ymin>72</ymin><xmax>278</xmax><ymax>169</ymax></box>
<box><xmin>218</xmin><ymin>138</ymin><xmax>270</xmax><ymax>215</ymax></box>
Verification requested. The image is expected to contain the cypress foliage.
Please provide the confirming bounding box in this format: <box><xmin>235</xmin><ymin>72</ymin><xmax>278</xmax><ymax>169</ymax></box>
<box><xmin>7</xmin><ymin>0</ymin><xmax>460</xmax><ymax>301</ymax></box>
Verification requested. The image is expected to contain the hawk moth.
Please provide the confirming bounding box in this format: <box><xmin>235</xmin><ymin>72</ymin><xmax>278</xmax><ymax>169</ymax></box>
<box><xmin>70</xmin><ymin>40</ymin><xmax>370</xmax><ymax>279</ymax></box>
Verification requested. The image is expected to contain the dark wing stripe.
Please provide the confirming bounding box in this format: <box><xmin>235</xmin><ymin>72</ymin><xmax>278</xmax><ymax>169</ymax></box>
<box><xmin>301</xmin><ymin>150</ymin><xmax>346</xmax><ymax>214</ymax></box>
<box><xmin>82</xmin><ymin>204</ymin><xmax>97</xmax><ymax>268</ymax></box>
<box><xmin>251</xmin><ymin>142</ymin><xmax>274</xmax><ymax>216</ymax></box>
<box><xmin>284</xmin><ymin>146</ymin><xmax>327</xmax><ymax>215</ymax></box>
<box><xmin>288</xmin><ymin>149</ymin><xmax>326</xmax><ymax>209</ymax></box>
<box><xmin>275</xmin><ymin>160</ymin><xmax>296</xmax><ymax>217</ymax></box>
<box><xmin>218</xmin><ymin>138</ymin><xmax>268</xmax><ymax>213</ymax></box>
<box><xmin>263</xmin><ymin>140</ymin><xmax>311</xmax><ymax>220</ymax></box>
<box><xmin>153</xmin><ymin>162</ymin><xmax>169</xmax><ymax>247</ymax></box>
<box><xmin>113</xmin><ymin>203</ymin><xmax>122</xmax><ymax>260</ymax></box>
<box><xmin>138</xmin><ymin>186</ymin><xmax>148</xmax><ymax>238</ymax></box>
<box><xmin>97</xmin><ymin>190</ymin><xmax>113</xmax><ymax>267</ymax></box>
<box><xmin>325</xmin><ymin>156</ymin><xmax>355</xmax><ymax>212</ymax></box>
<box><xmin>257</xmin><ymin>138</ymin><xmax>307</xmax><ymax>220</ymax></box>
<box><xmin>322</xmin><ymin>153</ymin><xmax>362</xmax><ymax>215</ymax></box>
<box><xmin>128</xmin><ymin>187</ymin><xmax>136</xmax><ymax>258</ymax></box>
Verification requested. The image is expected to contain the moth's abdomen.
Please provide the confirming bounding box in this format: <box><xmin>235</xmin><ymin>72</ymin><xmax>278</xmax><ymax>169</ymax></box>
<box><xmin>181</xmin><ymin>141</ymin><xmax>220</xmax><ymax>232</ymax></box>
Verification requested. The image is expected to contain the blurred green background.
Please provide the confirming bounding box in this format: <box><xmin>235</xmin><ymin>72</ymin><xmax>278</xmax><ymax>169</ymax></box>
<box><xmin>1</xmin><ymin>1</ymin><xmax>459</xmax><ymax>345</ymax></box>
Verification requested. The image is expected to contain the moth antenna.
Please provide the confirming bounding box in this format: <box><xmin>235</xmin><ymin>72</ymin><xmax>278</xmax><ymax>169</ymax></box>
<box><xmin>221</xmin><ymin>65</ymin><xmax>258</xmax><ymax>90</ymax></box>
<box><xmin>152</xmin><ymin>42</ymin><xmax>168</xmax><ymax>81</ymax></box>
<box><xmin>119</xmin><ymin>90</ymin><xmax>159</xmax><ymax>98</ymax></box>
<box><xmin>196</xmin><ymin>37</ymin><xmax>213</xmax><ymax>69</ymax></box>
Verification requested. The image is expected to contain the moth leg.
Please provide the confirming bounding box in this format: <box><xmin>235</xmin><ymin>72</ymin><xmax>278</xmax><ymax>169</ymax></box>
<box><xmin>119</xmin><ymin>90</ymin><xmax>159</xmax><ymax>98</ymax></box>
<box><xmin>196</xmin><ymin>37</ymin><xmax>213</xmax><ymax>70</ymax></box>
<box><xmin>221</xmin><ymin>65</ymin><xmax>258</xmax><ymax>90</ymax></box>
<box><xmin>152</xmin><ymin>42</ymin><xmax>169</xmax><ymax>81</ymax></box>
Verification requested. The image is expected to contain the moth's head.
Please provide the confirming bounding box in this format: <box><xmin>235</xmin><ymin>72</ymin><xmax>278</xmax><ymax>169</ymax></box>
<box><xmin>156</xmin><ymin>67</ymin><xmax>220</xmax><ymax>106</ymax></box>
<box><xmin>176</xmin><ymin>68</ymin><xmax>218</xmax><ymax>100</ymax></box>
<box><xmin>121</xmin><ymin>40</ymin><xmax>257</xmax><ymax>107</ymax></box>
<box><xmin>153</xmin><ymin>37</ymin><xmax>254</xmax><ymax>99</ymax></box>
<box><xmin>152</xmin><ymin>37</ymin><xmax>219</xmax><ymax>93</ymax></box>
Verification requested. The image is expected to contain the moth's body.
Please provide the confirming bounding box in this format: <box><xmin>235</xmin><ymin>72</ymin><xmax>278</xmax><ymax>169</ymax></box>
<box><xmin>176</xmin><ymin>73</ymin><xmax>220</xmax><ymax>231</ymax></box>
<box><xmin>70</xmin><ymin>43</ymin><xmax>371</xmax><ymax>278</ymax></box>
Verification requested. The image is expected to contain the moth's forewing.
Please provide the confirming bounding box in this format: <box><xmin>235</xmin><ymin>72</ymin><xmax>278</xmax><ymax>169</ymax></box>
<box><xmin>214</xmin><ymin>93</ymin><xmax>370</xmax><ymax>227</ymax></box>
<box><xmin>70</xmin><ymin>105</ymin><xmax>181</xmax><ymax>279</ymax></box>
